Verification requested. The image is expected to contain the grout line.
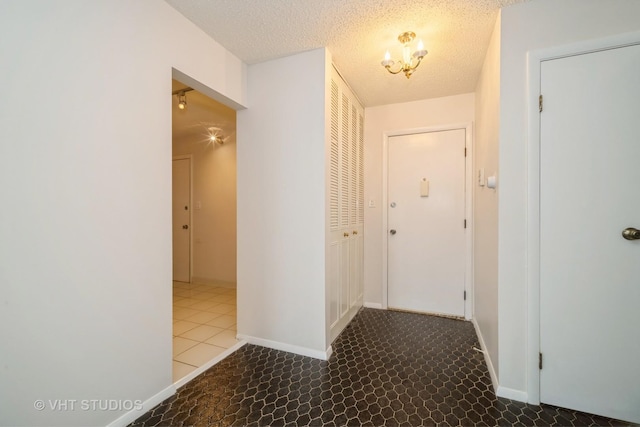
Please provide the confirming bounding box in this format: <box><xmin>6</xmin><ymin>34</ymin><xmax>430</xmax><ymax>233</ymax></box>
<box><xmin>172</xmin><ymin>282</ymin><xmax>238</xmax><ymax>377</ymax></box>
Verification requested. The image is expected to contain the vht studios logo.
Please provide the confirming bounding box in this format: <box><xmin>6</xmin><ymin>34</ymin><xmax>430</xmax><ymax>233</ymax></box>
<box><xmin>34</xmin><ymin>399</ymin><xmax>143</xmax><ymax>411</ymax></box>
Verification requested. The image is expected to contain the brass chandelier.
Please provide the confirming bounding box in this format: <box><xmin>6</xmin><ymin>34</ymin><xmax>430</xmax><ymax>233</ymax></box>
<box><xmin>381</xmin><ymin>31</ymin><xmax>428</xmax><ymax>79</ymax></box>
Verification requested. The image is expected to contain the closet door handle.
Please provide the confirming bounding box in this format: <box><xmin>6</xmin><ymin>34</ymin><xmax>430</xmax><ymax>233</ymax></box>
<box><xmin>344</xmin><ymin>232</ymin><xmax>350</xmax><ymax>237</ymax></box>
<box><xmin>352</xmin><ymin>231</ymin><xmax>358</xmax><ymax>235</ymax></box>
<box><xmin>622</xmin><ymin>227</ymin><xmax>640</xmax><ymax>240</ymax></box>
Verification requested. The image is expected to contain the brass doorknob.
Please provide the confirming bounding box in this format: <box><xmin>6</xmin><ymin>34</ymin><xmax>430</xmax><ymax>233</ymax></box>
<box><xmin>622</xmin><ymin>227</ymin><xmax>640</xmax><ymax>240</ymax></box>
<box><xmin>182</xmin><ymin>225</ymin><xmax>189</xmax><ymax>230</ymax></box>
<box><xmin>390</xmin><ymin>229</ymin><xmax>396</xmax><ymax>235</ymax></box>
<box><xmin>344</xmin><ymin>232</ymin><xmax>349</xmax><ymax>237</ymax></box>
<box><xmin>353</xmin><ymin>231</ymin><xmax>358</xmax><ymax>235</ymax></box>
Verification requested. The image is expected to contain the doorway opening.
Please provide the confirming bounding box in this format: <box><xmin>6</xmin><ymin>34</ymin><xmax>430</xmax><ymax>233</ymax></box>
<box><xmin>171</xmin><ymin>77</ymin><xmax>240</xmax><ymax>384</ymax></box>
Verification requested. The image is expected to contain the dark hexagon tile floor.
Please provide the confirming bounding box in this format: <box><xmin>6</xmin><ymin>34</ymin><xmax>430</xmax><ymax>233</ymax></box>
<box><xmin>131</xmin><ymin>308</ymin><xmax>631</xmax><ymax>426</ymax></box>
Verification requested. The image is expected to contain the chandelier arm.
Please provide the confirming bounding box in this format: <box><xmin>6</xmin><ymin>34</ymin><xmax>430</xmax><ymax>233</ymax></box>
<box><xmin>409</xmin><ymin>56</ymin><xmax>424</xmax><ymax>71</ymax></box>
<box><xmin>384</xmin><ymin>65</ymin><xmax>404</xmax><ymax>75</ymax></box>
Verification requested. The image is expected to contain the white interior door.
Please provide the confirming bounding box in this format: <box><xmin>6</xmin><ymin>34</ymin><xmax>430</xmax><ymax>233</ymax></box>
<box><xmin>387</xmin><ymin>129</ymin><xmax>466</xmax><ymax>316</ymax></box>
<box><xmin>540</xmin><ymin>43</ymin><xmax>640</xmax><ymax>423</ymax></box>
<box><xmin>172</xmin><ymin>158</ymin><xmax>190</xmax><ymax>283</ymax></box>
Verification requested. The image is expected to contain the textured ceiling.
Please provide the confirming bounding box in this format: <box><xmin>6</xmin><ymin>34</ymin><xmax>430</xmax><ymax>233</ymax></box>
<box><xmin>165</xmin><ymin>0</ymin><xmax>530</xmax><ymax>107</ymax></box>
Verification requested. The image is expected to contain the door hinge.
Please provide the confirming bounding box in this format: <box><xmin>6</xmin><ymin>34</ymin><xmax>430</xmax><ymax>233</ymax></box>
<box><xmin>539</xmin><ymin>94</ymin><xmax>543</xmax><ymax>112</ymax></box>
<box><xmin>464</xmin><ymin>219</ymin><xmax>467</xmax><ymax>228</ymax></box>
<box><xmin>464</xmin><ymin>291</ymin><xmax>467</xmax><ymax>301</ymax></box>
<box><xmin>464</xmin><ymin>147</ymin><xmax>467</xmax><ymax>157</ymax></box>
<box><xmin>539</xmin><ymin>352</ymin><xmax>543</xmax><ymax>370</ymax></box>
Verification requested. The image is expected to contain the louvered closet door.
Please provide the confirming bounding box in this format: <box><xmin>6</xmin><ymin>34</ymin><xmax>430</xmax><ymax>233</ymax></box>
<box><xmin>340</xmin><ymin>92</ymin><xmax>351</xmax><ymax>318</ymax></box>
<box><xmin>329</xmin><ymin>79</ymin><xmax>341</xmax><ymax>328</ymax></box>
<box><xmin>349</xmin><ymin>106</ymin><xmax>363</xmax><ymax>309</ymax></box>
<box><xmin>328</xmin><ymin>68</ymin><xmax>364</xmax><ymax>342</ymax></box>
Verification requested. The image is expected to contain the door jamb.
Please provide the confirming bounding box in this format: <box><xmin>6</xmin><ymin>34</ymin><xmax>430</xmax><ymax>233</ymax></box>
<box><xmin>382</xmin><ymin>123</ymin><xmax>473</xmax><ymax>320</ymax></box>
<box><xmin>172</xmin><ymin>154</ymin><xmax>193</xmax><ymax>283</ymax></box>
<box><xmin>525</xmin><ymin>31</ymin><xmax>640</xmax><ymax>405</ymax></box>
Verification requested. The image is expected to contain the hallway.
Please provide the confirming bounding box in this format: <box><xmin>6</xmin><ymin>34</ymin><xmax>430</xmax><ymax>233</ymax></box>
<box><xmin>133</xmin><ymin>309</ymin><xmax>625</xmax><ymax>426</ymax></box>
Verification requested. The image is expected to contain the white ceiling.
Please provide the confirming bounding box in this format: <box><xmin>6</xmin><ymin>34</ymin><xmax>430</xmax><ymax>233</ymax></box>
<box><xmin>165</xmin><ymin>0</ymin><xmax>530</xmax><ymax>107</ymax></box>
<box><xmin>172</xmin><ymin>80</ymin><xmax>236</xmax><ymax>143</ymax></box>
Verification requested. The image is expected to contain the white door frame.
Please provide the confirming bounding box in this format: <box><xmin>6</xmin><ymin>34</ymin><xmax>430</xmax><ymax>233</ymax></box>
<box><xmin>525</xmin><ymin>31</ymin><xmax>640</xmax><ymax>405</ymax></box>
<box><xmin>172</xmin><ymin>154</ymin><xmax>193</xmax><ymax>283</ymax></box>
<box><xmin>382</xmin><ymin>123</ymin><xmax>473</xmax><ymax>319</ymax></box>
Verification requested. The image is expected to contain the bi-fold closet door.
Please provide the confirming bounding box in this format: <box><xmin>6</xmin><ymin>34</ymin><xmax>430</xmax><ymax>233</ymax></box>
<box><xmin>328</xmin><ymin>67</ymin><xmax>364</xmax><ymax>342</ymax></box>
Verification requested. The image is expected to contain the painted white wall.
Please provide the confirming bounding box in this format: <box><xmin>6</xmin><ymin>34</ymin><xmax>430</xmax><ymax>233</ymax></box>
<box><xmin>0</xmin><ymin>1</ymin><xmax>245</xmax><ymax>425</ymax></box>
<box><xmin>363</xmin><ymin>94</ymin><xmax>475</xmax><ymax>306</ymax></box>
<box><xmin>498</xmin><ymin>0</ymin><xmax>640</xmax><ymax>396</ymax></box>
<box><xmin>237</xmin><ymin>48</ymin><xmax>329</xmax><ymax>357</ymax></box>
<box><xmin>473</xmin><ymin>13</ymin><xmax>500</xmax><ymax>384</ymax></box>
<box><xmin>173</xmin><ymin>132</ymin><xmax>237</xmax><ymax>284</ymax></box>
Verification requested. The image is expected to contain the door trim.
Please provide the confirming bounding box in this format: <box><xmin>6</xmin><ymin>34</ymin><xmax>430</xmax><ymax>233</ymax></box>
<box><xmin>525</xmin><ymin>31</ymin><xmax>640</xmax><ymax>405</ymax></box>
<box><xmin>173</xmin><ymin>155</ymin><xmax>193</xmax><ymax>283</ymax></box>
<box><xmin>382</xmin><ymin>123</ymin><xmax>473</xmax><ymax>320</ymax></box>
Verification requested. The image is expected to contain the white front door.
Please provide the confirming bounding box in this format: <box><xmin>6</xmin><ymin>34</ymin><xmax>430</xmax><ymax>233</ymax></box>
<box><xmin>172</xmin><ymin>158</ymin><xmax>191</xmax><ymax>283</ymax></box>
<box><xmin>540</xmin><ymin>43</ymin><xmax>640</xmax><ymax>423</ymax></box>
<box><xmin>387</xmin><ymin>129</ymin><xmax>466</xmax><ymax>316</ymax></box>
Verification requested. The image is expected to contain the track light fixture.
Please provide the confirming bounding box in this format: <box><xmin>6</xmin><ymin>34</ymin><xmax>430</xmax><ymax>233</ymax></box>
<box><xmin>171</xmin><ymin>87</ymin><xmax>194</xmax><ymax>111</ymax></box>
<box><xmin>178</xmin><ymin>91</ymin><xmax>187</xmax><ymax>110</ymax></box>
<box><xmin>208</xmin><ymin>127</ymin><xmax>225</xmax><ymax>145</ymax></box>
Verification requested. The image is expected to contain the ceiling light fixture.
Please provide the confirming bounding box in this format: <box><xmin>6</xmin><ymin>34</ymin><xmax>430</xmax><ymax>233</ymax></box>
<box><xmin>381</xmin><ymin>31</ymin><xmax>428</xmax><ymax>79</ymax></box>
<box><xmin>207</xmin><ymin>126</ymin><xmax>225</xmax><ymax>145</ymax></box>
<box><xmin>178</xmin><ymin>92</ymin><xmax>187</xmax><ymax>110</ymax></box>
<box><xmin>171</xmin><ymin>87</ymin><xmax>194</xmax><ymax>110</ymax></box>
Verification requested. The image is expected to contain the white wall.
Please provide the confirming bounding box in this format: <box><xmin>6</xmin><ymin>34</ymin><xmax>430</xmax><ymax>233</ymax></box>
<box><xmin>498</xmin><ymin>0</ymin><xmax>640</xmax><ymax>396</ymax></box>
<box><xmin>173</xmin><ymin>131</ymin><xmax>237</xmax><ymax>285</ymax></box>
<box><xmin>473</xmin><ymin>13</ymin><xmax>500</xmax><ymax>384</ymax></box>
<box><xmin>363</xmin><ymin>94</ymin><xmax>475</xmax><ymax>306</ymax></box>
<box><xmin>237</xmin><ymin>48</ymin><xmax>330</xmax><ymax>357</ymax></box>
<box><xmin>0</xmin><ymin>1</ymin><xmax>245</xmax><ymax>425</ymax></box>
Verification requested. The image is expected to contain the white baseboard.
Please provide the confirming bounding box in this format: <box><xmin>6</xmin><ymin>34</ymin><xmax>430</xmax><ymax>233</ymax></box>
<box><xmin>237</xmin><ymin>334</ymin><xmax>332</xmax><ymax>360</ymax></box>
<box><xmin>173</xmin><ymin>341</ymin><xmax>246</xmax><ymax>389</ymax></box>
<box><xmin>191</xmin><ymin>277</ymin><xmax>236</xmax><ymax>288</ymax></box>
<box><xmin>106</xmin><ymin>384</ymin><xmax>176</xmax><ymax>427</ymax></box>
<box><xmin>496</xmin><ymin>386</ymin><xmax>528</xmax><ymax>402</ymax></box>
<box><xmin>471</xmin><ymin>320</ymin><xmax>528</xmax><ymax>403</ymax></box>
<box><xmin>363</xmin><ymin>302</ymin><xmax>383</xmax><ymax>309</ymax></box>
<box><xmin>325</xmin><ymin>345</ymin><xmax>333</xmax><ymax>360</ymax></box>
<box><xmin>471</xmin><ymin>318</ymin><xmax>499</xmax><ymax>394</ymax></box>
<box><xmin>107</xmin><ymin>341</ymin><xmax>247</xmax><ymax>426</ymax></box>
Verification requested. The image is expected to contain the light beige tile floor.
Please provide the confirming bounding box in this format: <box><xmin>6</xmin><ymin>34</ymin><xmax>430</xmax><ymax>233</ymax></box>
<box><xmin>172</xmin><ymin>282</ymin><xmax>239</xmax><ymax>382</ymax></box>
